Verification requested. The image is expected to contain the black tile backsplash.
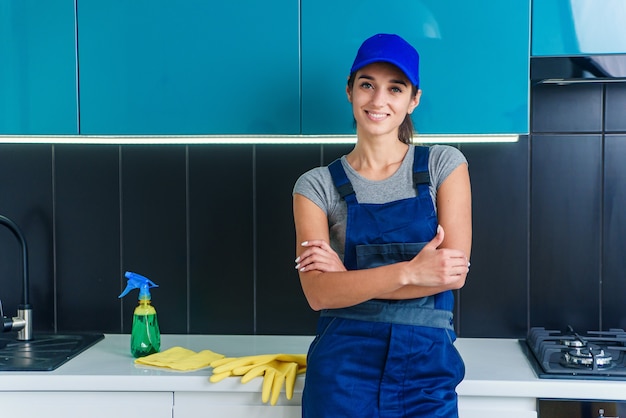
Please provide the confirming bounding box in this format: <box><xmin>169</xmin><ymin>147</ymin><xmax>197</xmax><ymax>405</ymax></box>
<box><xmin>602</xmin><ymin>135</ymin><xmax>626</xmax><ymax>330</ymax></box>
<box><xmin>255</xmin><ymin>145</ymin><xmax>321</xmax><ymax>335</ymax></box>
<box><xmin>529</xmin><ymin>134</ymin><xmax>603</xmax><ymax>331</ymax></box>
<box><xmin>0</xmin><ymin>145</ymin><xmax>54</xmax><ymax>331</ymax></box>
<box><xmin>120</xmin><ymin>146</ymin><xmax>188</xmax><ymax>334</ymax></box>
<box><xmin>605</xmin><ymin>84</ymin><xmax>626</xmax><ymax>132</ymax></box>
<box><xmin>54</xmin><ymin>145</ymin><xmax>121</xmax><ymax>332</ymax></box>
<box><xmin>1</xmin><ymin>82</ymin><xmax>625</xmax><ymax>338</ymax></box>
<box><xmin>459</xmin><ymin>138</ymin><xmax>529</xmax><ymax>338</ymax></box>
<box><xmin>188</xmin><ymin>145</ymin><xmax>255</xmax><ymax>334</ymax></box>
<box><xmin>532</xmin><ymin>83</ymin><xmax>603</xmax><ymax>133</ymax></box>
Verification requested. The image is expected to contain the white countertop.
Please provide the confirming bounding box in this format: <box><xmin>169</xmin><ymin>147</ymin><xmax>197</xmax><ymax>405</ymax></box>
<box><xmin>1</xmin><ymin>334</ymin><xmax>625</xmax><ymax>401</ymax></box>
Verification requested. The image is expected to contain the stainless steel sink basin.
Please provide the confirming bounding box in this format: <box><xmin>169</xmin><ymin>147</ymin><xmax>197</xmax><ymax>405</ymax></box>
<box><xmin>0</xmin><ymin>333</ymin><xmax>104</xmax><ymax>371</ymax></box>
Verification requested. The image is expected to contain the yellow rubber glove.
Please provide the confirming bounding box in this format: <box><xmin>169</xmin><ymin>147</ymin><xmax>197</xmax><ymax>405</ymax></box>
<box><xmin>208</xmin><ymin>355</ymin><xmax>274</xmax><ymax>383</ymax></box>
<box><xmin>211</xmin><ymin>354</ymin><xmax>280</xmax><ymax>374</ymax></box>
<box><xmin>135</xmin><ymin>346</ymin><xmax>225</xmax><ymax>371</ymax></box>
<box><xmin>209</xmin><ymin>354</ymin><xmax>306</xmax><ymax>405</ymax></box>
<box><xmin>263</xmin><ymin>361</ymin><xmax>299</xmax><ymax>405</ymax></box>
<box><xmin>210</xmin><ymin>354</ymin><xmax>305</xmax><ymax>377</ymax></box>
<box><xmin>237</xmin><ymin>359</ymin><xmax>300</xmax><ymax>405</ymax></box>
<box><xmin>208</xmin><ymin>357</ymin><xmax>238</xmax><ymax>383</ymax></box>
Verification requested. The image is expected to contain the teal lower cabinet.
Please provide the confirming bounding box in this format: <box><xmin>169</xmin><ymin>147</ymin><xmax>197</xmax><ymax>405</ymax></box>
<box><xmin>76</xmin><ymin>0</ymin><xmax>300</xmax><ymax>135</ymax></box>
<box><xmin>301</xmin><ymin>0</ymin><xmax>530</xmax><ymax>135</ymax></box>
<box><xmin>0</xmin><ymin>0</ymin><xmax>78</xmax><ymax>134</ymax></box>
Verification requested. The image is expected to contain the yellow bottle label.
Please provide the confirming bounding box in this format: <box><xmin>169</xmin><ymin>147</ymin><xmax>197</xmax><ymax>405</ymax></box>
<box><xmin>134</xmin><ymin>303</ymin><xmax>156</xmax><ymax>316</ymax></box>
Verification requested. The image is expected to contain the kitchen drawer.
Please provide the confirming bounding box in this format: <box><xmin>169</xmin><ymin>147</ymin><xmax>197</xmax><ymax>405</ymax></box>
<box><xmin>459</xmin><ymin>396</ymin><xmax>537</xmax><ymax>418</ymax></box>
<box><xmin>0</xmin><ymin>391</ymin><xmax>173</xmax><ymax>418</ymax></box>
<box><xmin>174</xmin><ymin>391</ymin><xmax>301</xmax><ymax>418</ymax></box>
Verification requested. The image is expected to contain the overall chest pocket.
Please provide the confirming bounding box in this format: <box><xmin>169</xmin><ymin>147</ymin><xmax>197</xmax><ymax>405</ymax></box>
<box><xmin>355</xmin><ymin>242</ymin><xmax>427</xmax><ymax>270</ymax></box>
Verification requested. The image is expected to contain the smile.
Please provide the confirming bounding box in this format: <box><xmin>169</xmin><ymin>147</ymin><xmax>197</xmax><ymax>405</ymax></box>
<box><xmin>366</xmin><ymin>111</ymin><xmax>389</xmax><ymax>120</ymax></box>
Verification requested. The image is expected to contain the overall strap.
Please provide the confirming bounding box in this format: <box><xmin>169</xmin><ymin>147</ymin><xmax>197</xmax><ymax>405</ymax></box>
<box><xmin>412</xmin><ymin>146</ymin><xmax>430</xmax><ymax>196</ymax></box>
<box><xmin>328</xmin><ymin>159</ymin><xmax>358</xmax><ymax>204</ymax></box>
<box><xmin>412</xmin><ymin>146</ymin><xmax>452</xmax><ymax>311</ymax></box>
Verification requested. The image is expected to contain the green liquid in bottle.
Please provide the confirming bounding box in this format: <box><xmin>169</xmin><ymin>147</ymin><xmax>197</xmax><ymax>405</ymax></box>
<box><xmin>130</xmin><ymin>300</ymin><xmax>161</xmax><ymax>358</ymax></box>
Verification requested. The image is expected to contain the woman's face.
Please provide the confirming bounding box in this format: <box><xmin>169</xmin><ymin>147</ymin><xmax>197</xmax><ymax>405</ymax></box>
<box><xmin>347</xmin><ymin>62</ymin><xmax>420</xmax><ymax>139</ymax></box>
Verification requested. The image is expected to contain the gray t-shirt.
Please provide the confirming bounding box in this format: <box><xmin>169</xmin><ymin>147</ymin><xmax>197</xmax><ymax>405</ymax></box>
<box><xmin>292</xmin><ymin>144</ymin><xmax>468</xmax><ymax>260</ymax></box>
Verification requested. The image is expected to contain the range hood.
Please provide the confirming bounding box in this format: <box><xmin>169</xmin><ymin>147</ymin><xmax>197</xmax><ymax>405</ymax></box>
<box><xmin>531</xmin><ymin>54</ymin><xmax>626</xmax><ymax>85</ymax></box>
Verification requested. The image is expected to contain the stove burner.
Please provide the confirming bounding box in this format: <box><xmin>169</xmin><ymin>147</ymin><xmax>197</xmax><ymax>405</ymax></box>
<box><xmin>522</xmin><ymin>326</ymin><xmax>626</xmax><ymax>380</ymax></box>
<box><xmin>561</xmin><ymin>344</ymin><xmax>613</xmax><ymax>369</ymax></box>
<box><xmin>561</xmin><ymin>338</ymin><xmax>586</xmax><ymax>348</ymax></box>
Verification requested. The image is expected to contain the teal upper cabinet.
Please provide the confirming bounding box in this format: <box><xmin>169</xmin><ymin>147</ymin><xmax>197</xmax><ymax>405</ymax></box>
<box><xmin>77</xmin><ymin>0</ymin><xmax>299</xmax><ymax>135</ymax></box>
<box><xmin>2</xmin><ymin>1</ymin><xmax>529</xmax><ymax>136</ymax></box>
<box><xmin>532</xmin><ymin>0</ymin><xmax>626</xmax><ymax>56</ymax></box>
<box><xmin>302</xmin><ymin>0</ymin><xmax>530</xmax><ymax>135</ymax></box>
<box><xmin>0</xmin><ymin>0</ymin><xmax>78</xmax><ymax>134</ymax></box>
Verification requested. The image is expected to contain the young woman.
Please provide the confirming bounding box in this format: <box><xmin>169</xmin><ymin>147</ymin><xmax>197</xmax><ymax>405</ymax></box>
<box><xmin>292</xmin><ymin>33</ymin><xmax>472</xmax><ymax>417</ymax></box>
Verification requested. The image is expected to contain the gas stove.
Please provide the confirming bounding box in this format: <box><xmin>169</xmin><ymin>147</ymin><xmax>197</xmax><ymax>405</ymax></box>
<box><xmin>521</xmin><ymin>326</ymin><xmax>626</xmax><ymax>380</ymax></box>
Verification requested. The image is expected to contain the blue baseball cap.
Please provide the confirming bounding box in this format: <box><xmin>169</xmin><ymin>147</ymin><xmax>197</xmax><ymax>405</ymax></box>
<box><xmin>350</xmin><ymin>34</ymin><xmax>420</xmax><ymax>87</ymax></box>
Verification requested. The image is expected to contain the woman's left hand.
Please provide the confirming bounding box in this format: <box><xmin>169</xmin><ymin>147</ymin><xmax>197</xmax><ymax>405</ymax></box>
<box><xmin>295</xmin><ymin>240</ymin><xmax>347</xmax><ymax>273</ymax></box>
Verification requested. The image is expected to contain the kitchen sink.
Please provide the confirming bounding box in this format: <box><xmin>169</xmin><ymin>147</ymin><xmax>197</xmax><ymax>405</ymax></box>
<box><xmin>0</xmin><ymin>333</ymin><xmax>104</xmax><ymax>371</ymax></box>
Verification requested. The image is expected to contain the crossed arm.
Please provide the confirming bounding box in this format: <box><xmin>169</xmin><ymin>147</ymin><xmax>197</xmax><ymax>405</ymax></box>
<box><xmin>293</xmin><ymin>163</ymin><xmax>472</xmax><ymax>311</ymax></box>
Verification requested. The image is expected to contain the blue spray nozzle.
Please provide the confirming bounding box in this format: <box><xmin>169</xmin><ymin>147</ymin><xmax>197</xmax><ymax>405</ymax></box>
<box><xmin>119</xmin><ymin>271</ymin><xmax>159</xmax><ymax>300</ymax></box>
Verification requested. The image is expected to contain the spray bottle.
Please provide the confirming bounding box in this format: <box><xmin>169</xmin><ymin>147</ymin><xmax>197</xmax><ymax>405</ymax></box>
<box><xmin>119</xmin><ymin>271</ymin><xmax>161</xmax><ymax>358</ymax></box>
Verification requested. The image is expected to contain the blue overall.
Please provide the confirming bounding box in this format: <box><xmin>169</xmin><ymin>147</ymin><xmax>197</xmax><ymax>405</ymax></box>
<box><xmin>302</xmin><ymin>146</ymin><xmax>465</xmax><ymax>418</ymax></box>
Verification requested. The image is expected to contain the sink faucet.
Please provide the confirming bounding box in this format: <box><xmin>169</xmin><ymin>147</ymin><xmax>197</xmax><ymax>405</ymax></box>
<box><xmin>0</xmin><ymin>214</ymin><xmax>33</xmax><ymax>341</ymax></box>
